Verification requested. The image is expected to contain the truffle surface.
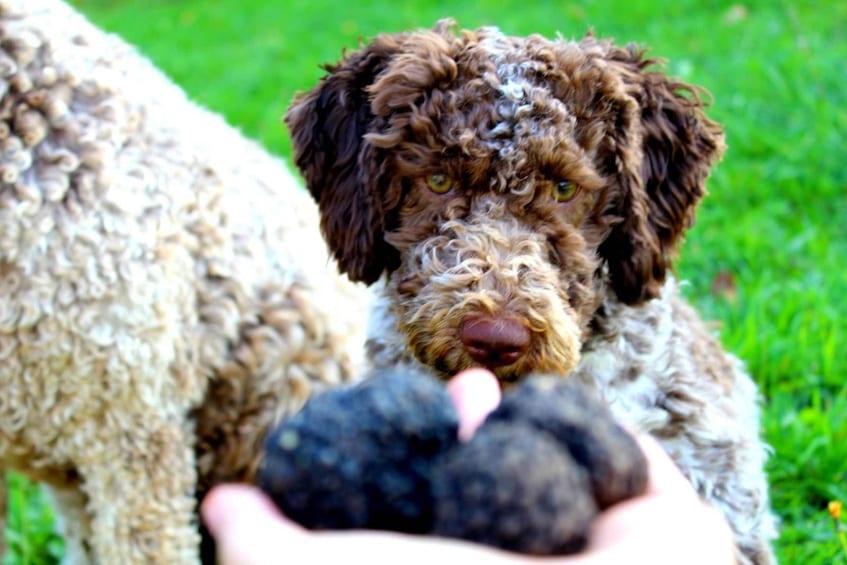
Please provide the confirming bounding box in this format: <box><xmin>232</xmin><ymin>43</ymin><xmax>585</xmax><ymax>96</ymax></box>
<box><xmin>259</xmin><ymin>367</ymin><xmax>459</xmax><ymax>532</ymax></box>
<box><xmin>486</xmin><ymin>375</ymin><xmax>649</xmax><ymax>509</ymax></box>
<box><xmin>431</xmin><ymin>421</ymin><xmax>598</xmax><ymax>555</ymax></box>
<box><xmin>258</xmin><ymin>370</ymin><xmax>649</xmax><ymax>556</ymax></box>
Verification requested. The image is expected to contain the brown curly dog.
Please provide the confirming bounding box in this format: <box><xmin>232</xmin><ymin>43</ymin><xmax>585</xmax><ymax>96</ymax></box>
<box><xmin>286</xmin><ymin>20</ymin><xmax>777</xmax><ymax>564</ymax></box>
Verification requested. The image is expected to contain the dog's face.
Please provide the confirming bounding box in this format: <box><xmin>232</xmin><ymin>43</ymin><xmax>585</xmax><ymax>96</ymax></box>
<box><xmin>287</xmin><ymin>21</ymin><xmax>724</xmax><ymax>381</ymax></box>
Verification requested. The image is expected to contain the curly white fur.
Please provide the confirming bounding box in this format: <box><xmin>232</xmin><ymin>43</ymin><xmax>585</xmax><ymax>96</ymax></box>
<box><xmin>0</xmin><ymin>1</ymin><xmax>366</xmax><ymax>562</ymax></box>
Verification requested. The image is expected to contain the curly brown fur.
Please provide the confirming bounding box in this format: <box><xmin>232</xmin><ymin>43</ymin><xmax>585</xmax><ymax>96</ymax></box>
<box><xmin>0</xmin><ymin>1</ymin><xmax>366</xmax><ymax>563</ymax></box>
<box><xmin>288</xmin><ymin>20</ymin><xmax>776</xmax><ymax>564</ymax></box>
<box><xmin>286</xmin><ymin>22</ymin><xmax>727</xmax><ymax>380</ymax></box>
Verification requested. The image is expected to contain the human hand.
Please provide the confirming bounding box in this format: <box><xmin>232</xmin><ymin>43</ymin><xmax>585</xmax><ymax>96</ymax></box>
<box><xmin>201</xmin><ymin>369</ymin><xmax>735</xmax><ymax>564</ymax></box>
<box><xmin>573</xmin><ymin>430</ymin><xmax>736</xmax><ymax>565</ymax></box>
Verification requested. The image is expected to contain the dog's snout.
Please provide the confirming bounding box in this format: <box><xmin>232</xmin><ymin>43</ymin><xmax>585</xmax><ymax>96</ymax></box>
<box><xmin>460</xmin><ymin>316</ymin><xmax>530</xmax><ymax>368</ymax></box>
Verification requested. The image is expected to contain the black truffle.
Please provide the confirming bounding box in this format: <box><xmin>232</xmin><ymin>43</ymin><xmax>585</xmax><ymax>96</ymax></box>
<box><xmin>258</xmin><ymin>368</ymin><xmax>649</xmax><ymax>557</ymax></box>
<box><xmin>258</xmin><ymin>367</ymin><xmax>459</xmax><ymax>532</ymax></box>
<box><xmin>431</xmin><ymin>421</ymin><xmax>598</xmax><ymax>555</ymax></box>
<box><xmin>486</xmin><ymin>375</ymin><xmax>649</xmax><ymax>509</ymax></box>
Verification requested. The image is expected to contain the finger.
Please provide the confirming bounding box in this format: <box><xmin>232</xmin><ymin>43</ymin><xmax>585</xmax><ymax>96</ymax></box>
<box><xmin>631</xmin><ymin>433</ymin><xmax>701</xmax><ymax>499</ymax></box>
<box><xmin>586</xmin><ymin>494</ymin><xmax>735</xmax><ymax>564</ymax></box>
<box><xmin>201</xmin><ymin>484</ymin><xmax>298</xmax><ymax>565</ymax></box>
<box><xmin>202</xmin><ymin>484</ymin><xmax>558</xmax><ymax>564</ymax></box>
<box><xmin>446</xmin><ymin>368</ymin><xmax>501</xmax><ymax>441</ymax></box>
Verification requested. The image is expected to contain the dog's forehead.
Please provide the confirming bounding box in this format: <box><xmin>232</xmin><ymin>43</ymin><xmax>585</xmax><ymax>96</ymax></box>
<box><xmin>451</xmin><ymin>29</ymin><xmax>596</xmax><ymax>182</ymax></box>
<box><xmin>471</xmin><ymin>30</ymin><xmax>579</xmax><ymax>136</ymax></box>
<box><xmin>476</xmin><ymin>28</ymin><xmax>558</xmax><ymax>84</ymax></box>
<box><xmin>461</xmin><ymin>28</ymin><xmax>590</xmax><ymax>100</ymax></box>
<box><xmin>367</xmin><ymin>26</ymin><xmax>613</xmax><ymax>193</ymax></box>
<box><xmin>375</xmin><ymin>25</ymin><xmax>596</xmax><ymax>117</ymax></box>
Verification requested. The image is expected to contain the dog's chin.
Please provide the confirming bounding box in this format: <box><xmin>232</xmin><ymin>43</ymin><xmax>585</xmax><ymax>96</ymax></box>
<box><xmin>489</xmin><ymin>360</ymin><xmax>578</xmax><ymax>387</ymax></box>
<box><xmin>426</xmin><ymin>350</ymin><xmax>579</xmax><ymax>386</ymax></box>
<box><xmin>488</xmin><ymin>366</ymin><xmax>530</xmax><ymax>387</ymax></box>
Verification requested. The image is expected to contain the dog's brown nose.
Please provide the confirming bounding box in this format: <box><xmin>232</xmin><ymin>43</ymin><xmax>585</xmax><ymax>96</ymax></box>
<box><xmin>460</xmin><ymin>316</ymin><xmax>530</xmax><ymax>368</ymax></box>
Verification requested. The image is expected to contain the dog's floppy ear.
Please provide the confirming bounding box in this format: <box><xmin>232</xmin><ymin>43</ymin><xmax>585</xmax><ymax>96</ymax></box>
<box><xmin>285</xmin><ymin>36</ymin><xmax>402</xmax><ymax>284</ymax></box>
<box><xmin>598</xmin><ymin>43</ymin><xmax>726</xmax><ymax>304</ymax></box>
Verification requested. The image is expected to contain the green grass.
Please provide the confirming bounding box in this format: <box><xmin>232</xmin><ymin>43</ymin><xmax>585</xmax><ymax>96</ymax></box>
<box><xmin>6</xmin><ymin>0</ymin><xmax>847</xmax><ymax>563</ymax></box>
<box><xmin>4</xmin><ymin>475</ymin><xmax>63</xmax><ymax>564</ymax></box>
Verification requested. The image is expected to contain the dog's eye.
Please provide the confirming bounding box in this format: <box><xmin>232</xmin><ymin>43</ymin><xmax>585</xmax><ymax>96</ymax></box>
<box><xmin>425</xmin><ymin>174</ymin><xmax>454</xmax><ymax>194</ymax></box>
<box><xmin>554</xmin><ymin>180</ymin><xmax>580</xmax><ymax>202</ymax></box>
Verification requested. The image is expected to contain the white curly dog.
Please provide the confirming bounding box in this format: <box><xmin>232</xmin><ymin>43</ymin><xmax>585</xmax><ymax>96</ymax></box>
<box><xmin>0</xmin><ymin>0</ymin><xmax>366</xmax><ymax>562</ymax></box>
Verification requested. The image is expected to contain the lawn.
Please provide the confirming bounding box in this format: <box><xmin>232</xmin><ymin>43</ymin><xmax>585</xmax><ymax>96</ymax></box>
<box><xmin>5</xmin><ymin>0</ymin><xmax>846</xmax><ymax>563</ymax></box>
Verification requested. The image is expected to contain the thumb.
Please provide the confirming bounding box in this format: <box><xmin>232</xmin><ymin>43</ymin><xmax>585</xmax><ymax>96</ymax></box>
<box><xmin>202</xmin><ymin>484</ymin><xmax>298</xmax><ymax>565</ymax></box>
<box><xmin>446</xmin><ymin>368</ymin><xmax>501</xmax><ymax>441</ymax></box>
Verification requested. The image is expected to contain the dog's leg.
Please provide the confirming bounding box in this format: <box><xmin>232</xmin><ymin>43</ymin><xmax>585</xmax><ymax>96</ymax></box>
<box><xmin>75</xmin><ymin>416</ymin><xmax>200</xmax><ymax>564</ymax></box>
<box><xmin>43</xmin><ymin>484</ymin><xmax>94</xmax><ymax>565</ymax></box>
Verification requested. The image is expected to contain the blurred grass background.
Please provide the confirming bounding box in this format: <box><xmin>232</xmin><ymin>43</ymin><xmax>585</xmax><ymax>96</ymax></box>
<box><xmin>5</xmin><ymin>0</ymin><xmax>846</xmax><ymax>563</ymax></box>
